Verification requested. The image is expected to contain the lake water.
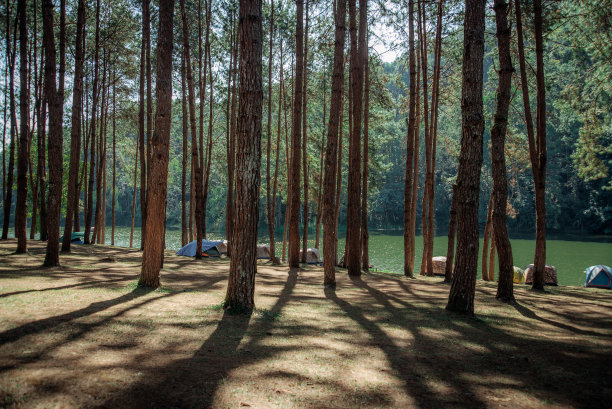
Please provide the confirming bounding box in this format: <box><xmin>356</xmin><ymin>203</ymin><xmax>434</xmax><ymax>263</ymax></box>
<box><xmin>6</xmin><ymin>226</ymin><xmax>610</xmax><ymax>287</ymax></box>
<box><xmin>104</xmin><ymin>226</ymin><xmax>611</xmax><ymax>287</ymax></box>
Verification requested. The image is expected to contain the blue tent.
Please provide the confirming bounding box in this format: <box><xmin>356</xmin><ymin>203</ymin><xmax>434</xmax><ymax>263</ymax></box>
<box><xmin>176</xmin><ymin>239</ymin><xmax>223</xmax><ymax>257</ymax></box>
<box><xmin>59</xmin><ymin>232</ymin><xmax>84</xmax><ymax>244</ymax></box>
<box><xmin>585</xmin><ymin>265</ymin><xmax>612</xmax><ymax>289</ymax></box>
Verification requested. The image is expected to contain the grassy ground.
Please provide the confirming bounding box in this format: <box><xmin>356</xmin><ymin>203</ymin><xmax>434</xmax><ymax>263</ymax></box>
<box><xmin>0</xmin><ymin>239</ymin><xmax>610</xmax><ymax>409</ymax></box>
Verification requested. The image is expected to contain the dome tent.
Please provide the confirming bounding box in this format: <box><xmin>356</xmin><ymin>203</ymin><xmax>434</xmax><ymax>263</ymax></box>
<box><xmin>176</xmin><ymin>239</ymin><xmax>223</xmax><ymax>257</ymax></box>
<box><xmin>585</xmin><ymin>265</ymin><xmax>612</xmax><ymax>289</ymax></box>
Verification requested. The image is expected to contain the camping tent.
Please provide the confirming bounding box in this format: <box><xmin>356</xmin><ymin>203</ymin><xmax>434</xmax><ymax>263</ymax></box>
<box><xmin>257</xmin><ymin>244</ymin><xmax>271</xmax><ymax>259</ymax></box>
<box><xmin>585</xmin><ymin>265</ymin><xmax>612</xmax><ymax>289</ymax></box>
<box><xmin>431</xmin><ymin>256</ymin><xmax>448</xmax><ymax>276</ymax></box>
<box><xmin>59</xmin><ymin>232</ymin><xmax>84</xmax><ymax>244</ymax></box>
<box><xmin>300</xmin><ymin>248</ymin><xmax>321</xmax><ymax>264</ymax></box>
<box><xmin>513</xmin><ymin>266</ymin><xmax>526</xmax><ymax>284</ymax></box>
<box><xmin>217</xmin><ymin>240</ymin><xmax>229</xmax><ymax>254</ymax></box>
<box><xmin>176</xmin><ymin>239</ymin><xmax>223</xmax><ymax>257</ymax></box>
<box><xmin>524</xmin><ymin>264</ymin><xmax>558</xmax><ymax>285</ymax></box>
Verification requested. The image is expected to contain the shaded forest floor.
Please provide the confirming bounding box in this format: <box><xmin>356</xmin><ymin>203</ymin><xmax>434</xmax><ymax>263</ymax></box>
<box><xmin>0</xmin><ymin>239</ymin><xmax>610</xmax><ymax>409</ymax></box>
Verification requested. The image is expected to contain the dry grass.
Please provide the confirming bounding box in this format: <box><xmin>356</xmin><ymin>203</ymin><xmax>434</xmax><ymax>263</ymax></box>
<box><xmin>0</xmin><ymin>239</ymin><xmax>611</xmax><ymax>409</ymax></box>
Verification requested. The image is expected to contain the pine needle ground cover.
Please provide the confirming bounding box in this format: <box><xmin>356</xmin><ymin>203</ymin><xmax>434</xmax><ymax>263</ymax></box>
<box><xmin>1</xmin><ymin>239</ymin><xmax>610</xmax><ymax>408</ymax></box>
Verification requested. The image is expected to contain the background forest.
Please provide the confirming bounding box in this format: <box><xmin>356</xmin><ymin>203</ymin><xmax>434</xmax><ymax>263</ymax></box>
<box><xmin>0</xmin><ymin>0</ymin><xmax>610</xmax><ymax>244</ymax></box>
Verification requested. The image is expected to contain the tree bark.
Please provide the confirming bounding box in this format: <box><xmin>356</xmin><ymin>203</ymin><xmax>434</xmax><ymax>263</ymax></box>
<box><xmin>42</xmin><ymin>0</ymin><xmax>63</xmax><ymax>266</ymax></box>
<box><xmin>201</xmin><ymin>0</ymin><xmax>214</xmax><ymax>238</ymax></box>
<box><xmin>446</xmin><ymin>0</ymin><xmax>485</xmax><ymax>315</ymax></box>
<box><xmin>111</xmin><ymin>71</ymin><xmax>116</xmax><ymax>246</ymax></box>
<box><xmin>225</xmin><ymin>0</ymin><xmax>263</xmax><ymax>311</ymax></box>
<box><xmin>270</xmin><ymin>41</ymin><xmax>283</xmax><ymax>264</ymax></box>
<box><xmin>315</xmin><ymin>69</ymin><xmax>326</xmax><ymax>250</ymax></box>
<box><xmin>180</xmin><ymin>0</ymin><xmax>204</xmax><ymax>258</ymax></box>
<box><xmin>139</xmin><ymin>0</ymin><xmax>175</xmax><ymax>289</ymax></box>
<box><xmin>2</xmin><ymin>2</ymin><xmax>17</xmax><ymax>241</ymax></box>
<box><xmin>226</xmin><ymin>12</ymin><xmax>238</xmax><ymax>254</ymax></box>
<box><xmin>346</xmin><ymin>0</ymin><xmax>365</xmax><ymax>276</ymax></box>
<box><xmin>84</xmin><ymin>0</ymin><xmax>100</xmax><ymax>246</ymax></box>
<box><xmin>93</xmin><ymin>54</ymin><xmax>108</xmax><ymax>244</ymax></box>
<box><xmin>361</xmin><ymin>34</ymin><xmax>369</xmax><ymax>272</ymax></box>
<box><xmin>482</xmin><ymin>193</ymin><xmax>493</xmax><ymax>281</ymax></box>
<box><xmin>15</xmin><ymin>0</ymin><xmax>29</xmax><ymax>253</ymax></box>
<box><xmin>426</xmin><ymin>0</ymin><xmax>444</xmax><ymax>275</ymax></box>
<box><xmin>181</xmin><ymin>54</ymin><xmax>188</xmax><ymax>247</ymax></box>
<box><xmin>514</xmin><ymin>0</ymin><xmax>546</xmax><ymax>291</ymax></box>
<box><xmin>492</xmin><ymin>0</ymin><xmax>515</xmax><ymax>301</ymax></box>
<box><xmin>62</xmin><ymin>0</ymin><xmax>85</xmax><ymax>252</ymax></box>
<box><xmin>323</xmin><ymin>0</ymin><xmax>346</xmax><ymax>286</ymax></box>
<box><xmin>418</xmin><ymin>0</ymin><xmax>431</xmax><ymax>276</ymax></box>
<box><xmin>138</xmin><ymin>0</ymin><xmax>150</xmax><ymax>250</ymax></box>
<box><xmin>533</xmin><ymin>0</ymin><xmax>547</xmax><ymax>291</ymax></box>
<box><xmin>289</xmin><ymin>0</ymin><xmax>304</xmax><ymax>268</ymax></box>
<box><xmin>129</xmin><ymin>134</ymin><xmax>139</xmax><ymax>248</ymax></box>
<box><xmin>404</xmin><ymin>0</ymin><xmax>417</xmax><ymax>277</ymax></box>
<box><xmin>266</xmin><ymin>0</ymin><xmax>277</xmax><ymax>263</ymax></box>
<box><xmin>301</xmin><ymin>0</ymin><xmax>310</xmax><ymax>264</ymax></box>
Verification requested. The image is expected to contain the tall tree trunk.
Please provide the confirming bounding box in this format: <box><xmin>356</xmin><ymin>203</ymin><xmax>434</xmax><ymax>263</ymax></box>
<box><xmin>418</xmin><ymin>0</ymin><xmax>432</xmax><ymax>276</ymax></box>
<box><xmin>138</xmin><ymin>0</ymin><xmax>150</xmax><ymax>250</ymax></box>
<box><xmin>301</xmin><ymin>0</ymin><xmax>310</xmax><ymax>263</ymax></box>
<box><xmin>1</xmin><ymin>0</ymin><xmax>16</xmax><ymax>240</ymax></box>
<box><xmin>84</xmin><ymin>0</ymin><xmax>100</xmax><ymax>245</ymax></box>
<box><xmin>76</xmin><ymin>74</ymin><xmax>89</xmax><ymax>234</ymax></box>
<box><xmin>42</xmin><ymin>0</ymin><xmax>63</xmax><ymax>266</ymax></box>
<box><xmin>181</xmin><ymin>54</ymin><xmax>188</xmax><ymax>247</ymax></box>
<box><xmin>515</xmin><ymin>0</ymin><xmax>547</xmax><ymax>291</ymax></box>
<box><xmin>129</xmin><ymin>135</ymin><xmax>139</xmax><ymax>248</ymax></box>
<box><xmin>282</xmin><ymin>67</ymin><xmax>291</xmax><ymax>263</ymax></box>
<box><xmin>446</xmin><ymin>0</ymin><xmax>485</xmax><ymax>315</ymax></box>
<box><xmin>409</xmin><ymin>47</ymin><xmax>421</xmax><ymax>274</ymax></box>
<box><xmin>426</xmin><ymin>0</ymin><xmax>444</xmax><ymax>275</ymax></box>
<box><xmin>361</xmin><ymin>29</ymin><xmax>369</xmax><ymax>272</ymax></box>
<box><xmin>1</xmin><ymin>3</ymin><xmax>7</xmax><ymax>207</ymax></box>
<box><xmin>15</xmin><ymin>0</ymin><xmax>29</xmax><ymax>253</ymax></box>
<box><xmin>282</xmin><ymin>70</ymin><xmax>290</xmax><ymax>262</ymax></box>
<box><xmin>62</xmin><ymin>0</ymin><xmax>85</xmax><ymax>252</ymax></box>
<box><xmin>346</xmin><ymin>0</ymin><xmax>365</xmax><ymax>275</ymax></box>
<box><xmin>289</xmin><ymin>0</ymin><xmax>304</xmax><ymax>268</ymax></box>
<box><xmin>225</xmin><ymin>0</ymin><xmax>263</xmax><ymax>311</ymax></box>
<box><xmin>482</xmin><ymin>194</ymin><xmax>493</xmax><ymax>281</ymax></box>
<box><xmin>101</xmin><ymin>67</ymin><xmax>108</xmax><ymax>244</ymax></box>
<box><xmin>29</xmin><ymin>7</ymin><xmax>40</xmax><ymax>241</ymax></box>
<box><xmin>492</xmin><ymin>0</ymin><xmax>515</xmax><ymax>301</ymax></box>
<box><xmin>404</xmin><ymin>0</ymin><xmax>417</xmax><ymax>277</ymax></box>
<box><xmin>145</xmin><ymin>0</ymin><xmax>152</xmax><ymax>197</ymax></box>
<box><xmin>111</xmin><ymin>71</ymin><xmax>116</xmax><ymax>246</ymax></box>
<box><xmin>94</xmin><ymin>54</ymin><xmax>108</xmax><ymax>244</ymax></box>
<box><xmin>226</xmin><ymin>12</ymin><xmax>238</xmax><ymax>254</ymax></box>
<box><xmin>201</xmin><ymin>0</ymin><xmax>214</xmax><ymax>238</ymax></box>
<box><xmin>270</xmin><ymin>41</ymin><xmax>284</xmax><ymax>263</ymax></box>
<box><xmin>323</xmin><ymin>0</ymin><xmax>346</xmax><ymax>285</ymax></box>
<box><xmin>315</xmin><ymin>69</ymin><xmax>326</xmax><ymax>250</ymax></box>
<box><xmin>180</xmin><ymin>0</ymin><xmax>204</xmax><ymax>258</ymax></box>
<box><xmin>334</xmin><ymin>60</ymin><xmax>345</xmax><ymax>264</ymax></box>
<box><xmin>266</xmin><ymin>0</ymin><xmax>277</xmax><ymax>262</ymax></box>
<box><xmin>139</xmin><ymin>0</ymin><xmax>175</xmax><ymax>288</ymax></box>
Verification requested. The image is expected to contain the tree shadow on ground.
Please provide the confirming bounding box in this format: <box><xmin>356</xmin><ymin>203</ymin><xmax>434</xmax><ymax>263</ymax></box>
<box><xmin>335</xmin><ymin>275</ymin><xmax>612</xmax><ymax>408</ymax></box>
<box><xmin>92</xmin><ymin>268</ymin><xmax>300</xmax><ymax>408</ymax></box>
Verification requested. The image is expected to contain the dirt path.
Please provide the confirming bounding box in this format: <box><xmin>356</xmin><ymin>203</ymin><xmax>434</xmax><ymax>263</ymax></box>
<box><xmin>1</xmin><ymin>239</ymin><xmax>610</xmax><ymax>408</ymax></box>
